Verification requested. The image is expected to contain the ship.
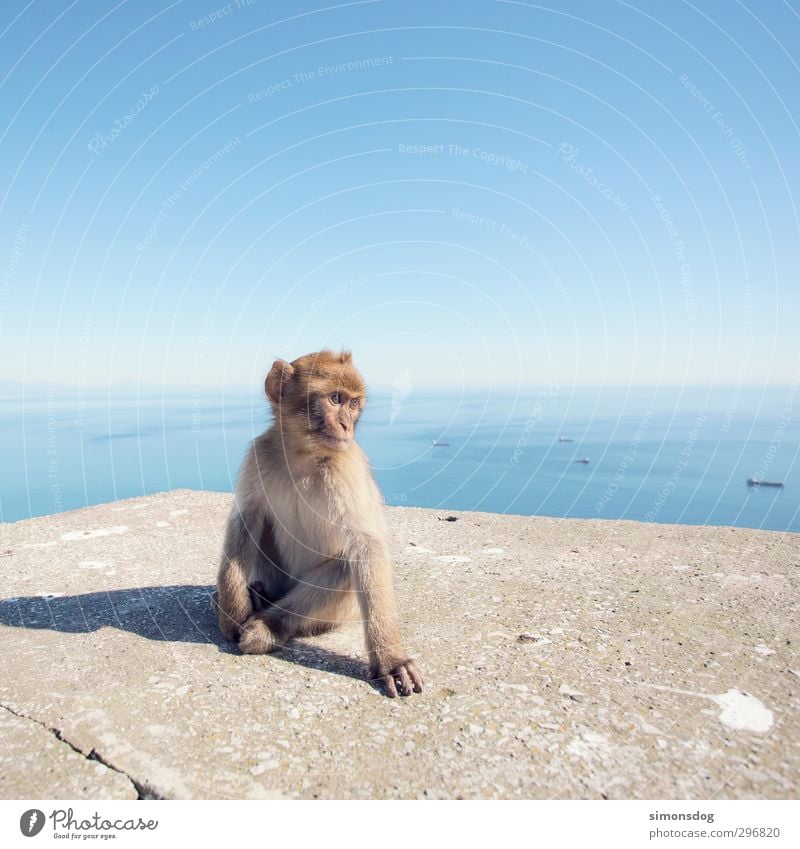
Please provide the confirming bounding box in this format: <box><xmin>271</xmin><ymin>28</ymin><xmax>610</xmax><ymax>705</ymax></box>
<box><xmin>747</xmin><ymin>478</ymin><xmax>783</xmax><ymax>487</ymax></box>
<box><xmin>432</xmin><ymin>440</ymin><xmax>450</xmax><ymax>447</ymax></box>
<box><xmin>574</xmin><ymin>457</ymin><xmax>590</xmax><ymax>464</ymax></box>
<box><xmin>558</xmin><ymin>436</ymin><xmax>574</xmax><ymax>442</ymax></box>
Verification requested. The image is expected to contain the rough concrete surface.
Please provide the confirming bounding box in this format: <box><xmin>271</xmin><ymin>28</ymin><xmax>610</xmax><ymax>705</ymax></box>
<box><xmin>0</xmin><ymin>489</ymin><xmax>798</xmax><ymax>800</ymax></box>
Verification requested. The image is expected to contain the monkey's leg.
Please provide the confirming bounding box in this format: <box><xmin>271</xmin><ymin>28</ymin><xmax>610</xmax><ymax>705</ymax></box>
<box><xmin>216</xmin><ymin>509</ymin><xmax>286</xmax><ymax>642</ymax></box>
<box><xmin>216</xmin><ymin>581</ymin><xmax>272</xmax><ymax>619</ymax></box>
<box><xmin>216</xmin><ymin>555</ymin><xmax>252</xmax><ymax>642</ymax></box>
<box><xmin>238</xmin><ymin>558</ymin><xmax>352</xmax><ymax>655</ymax></box>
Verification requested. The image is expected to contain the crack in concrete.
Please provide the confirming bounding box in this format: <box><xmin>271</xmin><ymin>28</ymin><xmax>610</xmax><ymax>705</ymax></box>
<box><xmin>0</xmin><ymin>702</ymin><xmax>163</xmax><ymax>800</ymax></box>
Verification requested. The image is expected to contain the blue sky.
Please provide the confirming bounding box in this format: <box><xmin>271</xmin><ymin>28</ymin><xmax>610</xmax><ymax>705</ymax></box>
<box><xmin>1</xmin><ymin>0</ymin><xmax>798</xmax><ymax>393</ymax></box>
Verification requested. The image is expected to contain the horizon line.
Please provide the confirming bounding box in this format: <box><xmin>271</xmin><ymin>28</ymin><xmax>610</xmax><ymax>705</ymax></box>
<box><xmin>0</xmin><ymin>380</ymin><xmax>795</xmax><ymax>396</ymax></box>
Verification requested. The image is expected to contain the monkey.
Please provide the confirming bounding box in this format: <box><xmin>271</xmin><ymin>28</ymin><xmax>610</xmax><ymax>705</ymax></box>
<box><xmin>215</xmin><ymin>349</ymin><xmax>423</xmax><ymax>698</ymax></box>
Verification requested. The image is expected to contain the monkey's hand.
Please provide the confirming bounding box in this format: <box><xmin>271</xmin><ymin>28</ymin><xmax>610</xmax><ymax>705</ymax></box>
<box><xmin>371</xmin><ymin>658</ymin><xmax>423</xmax><ymax>698</ymax></box>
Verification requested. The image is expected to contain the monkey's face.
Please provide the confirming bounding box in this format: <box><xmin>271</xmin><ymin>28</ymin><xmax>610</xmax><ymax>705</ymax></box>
<box><xmin>266</xmin><ymin>350</ymin><xmax>367</xmax><ymax>455</ymax></box>
<box><xmin>310</xmin><ymin>389</ymin><xmax>363</xmax><ymax>452</ymax></box>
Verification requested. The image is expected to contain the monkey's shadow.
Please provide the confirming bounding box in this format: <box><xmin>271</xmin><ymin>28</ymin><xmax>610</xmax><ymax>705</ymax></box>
<box><xmin>0</xmin><ymin>585</ymin><xmax>371</xmax><ymax>685</ymax></box>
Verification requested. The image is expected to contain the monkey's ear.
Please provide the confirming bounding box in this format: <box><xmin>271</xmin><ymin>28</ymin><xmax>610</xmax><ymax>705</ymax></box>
<box><xmin>265</xmin><ymin>359</ymin><xmax>295</xmax><ymax>402</ymax></box>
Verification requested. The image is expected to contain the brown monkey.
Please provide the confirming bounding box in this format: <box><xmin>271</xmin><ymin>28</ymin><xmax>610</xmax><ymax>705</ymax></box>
<box><xmin>215</xmin><ymin>350</ymin><xmax>422</xmax><ymax>697</ymax></box>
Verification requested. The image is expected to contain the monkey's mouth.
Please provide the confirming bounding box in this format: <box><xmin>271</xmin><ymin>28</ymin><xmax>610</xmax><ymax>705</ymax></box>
<box><xmin>319</xmin><ymin>433</ymin><xmax>353</xmax><ymax>450</ymax></box>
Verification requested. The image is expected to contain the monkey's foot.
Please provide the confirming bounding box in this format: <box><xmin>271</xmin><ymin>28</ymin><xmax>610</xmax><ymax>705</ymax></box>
<box><xmin>371</xmin><ymin>659</ymin><xmax>424</xmax><ymax>698</ymax></box>
<box><xmin>238</xmin><ymin>616</ymin><xmax>283</xmax><ymax>654</ymax></box>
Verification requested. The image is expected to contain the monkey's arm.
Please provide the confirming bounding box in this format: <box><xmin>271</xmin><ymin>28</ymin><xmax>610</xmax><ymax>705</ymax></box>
<box><xmin>347</xmin><ymin>534</ymin><xmax>423</xmax><ymax>697</ymax></box>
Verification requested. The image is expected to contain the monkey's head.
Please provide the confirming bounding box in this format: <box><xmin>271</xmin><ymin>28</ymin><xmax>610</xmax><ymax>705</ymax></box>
<box><xmin>265</xmin><ymin>349</ymin><xmax>366</xmax><ymax>454</ymax></box>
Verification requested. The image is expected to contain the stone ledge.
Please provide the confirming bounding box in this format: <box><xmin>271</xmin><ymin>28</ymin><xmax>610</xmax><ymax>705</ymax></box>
<box><xmin>0</xmin><ymin>489</ymin><xmax>798</xmax><ymax>799</ymax></box>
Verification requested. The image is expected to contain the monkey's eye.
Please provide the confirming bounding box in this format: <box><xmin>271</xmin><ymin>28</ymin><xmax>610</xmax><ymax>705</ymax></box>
<box><xmin>330</xmin><ymin>393</ymin><xmax>342</xmax><ymax>405</ymax></box>
<box><xmin>349</xmin><ymin>398</ymin><xmax>359</xmax><ymax>410</ymax></box>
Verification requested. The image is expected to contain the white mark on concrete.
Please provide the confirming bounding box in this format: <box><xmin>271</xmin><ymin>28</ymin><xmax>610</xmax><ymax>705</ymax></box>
<box><xmin>639</xmin><ymin>682</ymin><xmax>774</xmax><ymax>733</ymax></box>
<box><xmin>132</xmin><ymin>503</ymin><xmax>150</xmax><ymax>510</ymax></box>
<box><xmin>61</xmin><ymin>526</ymin><xmax>128</xmax><ymax>541</ymax></box>
<box><xmin>567</xmin><ymin>730</ymin><xmax>609</xmax><ymax>758</ymax></box>
<box><xmin>753</xmin><ymin>644</ymin><xmax>775</xmax><ymax>656</ymax></box>
<box><xmin>80</xmin><ymin>560</ymin><xmax>112</xmax><ymax>570</ymax></box>
<box><xmin>715</xmin><ymin>573</ymin><xmax>762</xmax><ymax>584</ymax></box>
<box><xmin>480</xmin><ymin>547</ymin><xmax>505</xmax><ymax>555</ymax></box>
<box><xmin>38</xmin><ymin>592</ymin><xmax>64</xmax><ymax>599</ymax></box>
<box><xmin>23</xmin><ymin>541</ymin><xmax>58</xmax><ymax>549</ymax></box>
<box><xmin>405</xmin><ymin>545</ymin><xmax>434</xmax><ymax>553</ymax></box>
<box><xmin>434</xmin><ymin>555</ymin><xmax>471</xmax><ymax>563</ymax></box>
<box><xmin>251</xmin><ymin>759</ymin><xmax>279</xmax><ymax>775</ymax></box>
<box><xmin>156</xmin><ymin>521</ymin><xmax>170</xmax><ymax>528</ymax></box>
<box><xmin>169</xmin><ymin>509</ymin><xmax>189</xmax><ymax>517</ymax></box>
<box><xmin>710</xmin><ymin>689</ymin><xmax>773</xmax><ymax>733</ymax></box>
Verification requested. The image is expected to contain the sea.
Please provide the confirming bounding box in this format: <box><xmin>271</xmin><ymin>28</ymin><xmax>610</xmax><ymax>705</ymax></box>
<box><xmin>0</xmin><ymin>385</ymin><xmax>797</xmax><ymax>532</ymax></box>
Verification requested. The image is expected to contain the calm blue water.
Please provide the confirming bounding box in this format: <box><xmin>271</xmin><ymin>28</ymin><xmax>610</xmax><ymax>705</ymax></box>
<box><xmin>1</xmin><ymin>386</ymin><xmax>797</xmax><ymax>531</ymax></box>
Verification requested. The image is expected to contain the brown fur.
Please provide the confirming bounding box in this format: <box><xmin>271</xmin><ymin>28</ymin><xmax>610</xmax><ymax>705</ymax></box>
<box><xmin>215</xmin><ymin>350</ymin><xmax>422</xmax><ymax>697</ymax></box>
